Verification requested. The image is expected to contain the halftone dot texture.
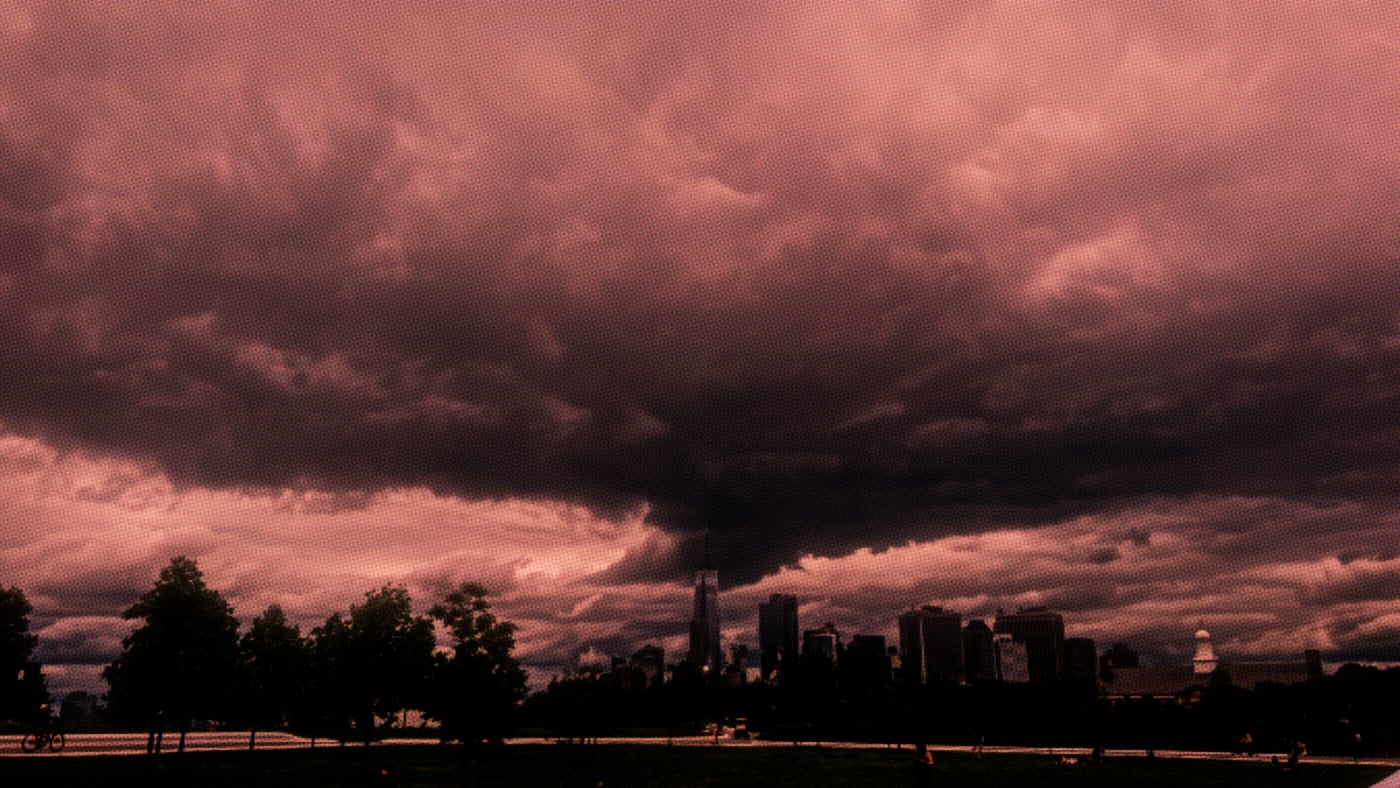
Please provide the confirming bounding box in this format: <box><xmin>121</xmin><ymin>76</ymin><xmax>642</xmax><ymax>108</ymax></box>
<box><xmin>3</xmin><ymin>2</ymin><xmax>1400</xmax><ymax>698</ymax></box>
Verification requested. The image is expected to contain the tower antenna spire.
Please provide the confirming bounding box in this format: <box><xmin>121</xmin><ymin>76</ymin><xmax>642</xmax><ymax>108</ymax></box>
<box><xmin>688</xmin><ymin>529</ymin><xmax>721</xmax><ymax>673</ymax></box>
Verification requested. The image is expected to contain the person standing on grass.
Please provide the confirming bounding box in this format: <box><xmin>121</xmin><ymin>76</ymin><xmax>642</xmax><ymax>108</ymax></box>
<box><xmin>1286</xmin><ymin>739</ymin><xmax>1305</xmax><ymax>770</ymax></box>
<box><xmin>912</xmin><ymin>743</ymin><xmax>935</xmax><ymax>787</ymax></box>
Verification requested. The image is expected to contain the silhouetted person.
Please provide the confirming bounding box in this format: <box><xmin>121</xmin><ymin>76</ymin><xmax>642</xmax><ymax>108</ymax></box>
<box><xmin>1287</xmin><ymin>739</ymin><xmax>1305</xmax><ymax>770</ymax></box>
<box><xmin>912</xmin><ymin>743</ymin><xmax>935</xmax><ymax>787</ymax></box>
<box><xmin>36</xmin><ymin>703</ymin><xmax>57</xmax><ymax>733</ymax></box>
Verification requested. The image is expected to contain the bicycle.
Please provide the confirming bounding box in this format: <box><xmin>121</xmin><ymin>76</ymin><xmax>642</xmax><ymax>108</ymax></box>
<box><xmin>20</xmin><ymin>729</ymin><xmax>65</xmax><ymax>753</ymax></box>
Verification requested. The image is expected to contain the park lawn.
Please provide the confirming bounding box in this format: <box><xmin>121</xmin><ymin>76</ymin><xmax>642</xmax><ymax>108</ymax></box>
<box><xmin>3</xmin><ymin>744</ymin><xmax>1393</xmax><ymax>787</ymax></box>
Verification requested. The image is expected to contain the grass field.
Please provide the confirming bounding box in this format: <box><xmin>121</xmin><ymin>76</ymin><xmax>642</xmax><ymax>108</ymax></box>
<box><xmin>5</xmin><ymin>744</ymin><xmax>1393</xmax><ymax>787</ymax></box>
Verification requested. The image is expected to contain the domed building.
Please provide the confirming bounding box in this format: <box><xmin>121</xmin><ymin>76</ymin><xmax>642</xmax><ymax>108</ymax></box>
<box><xmin>1192</xmin><ymin>624</ymin><xmax>1218</xmax><ymax>675</ymax></box>
<box><xmin>1100</xmin><ymin>625</ymin><xmax>1322</xmax><ymax>703</ymax></box>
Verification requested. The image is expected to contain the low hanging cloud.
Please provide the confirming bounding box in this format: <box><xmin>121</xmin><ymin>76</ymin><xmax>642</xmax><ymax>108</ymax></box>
<box><xmin>10</xmin><ymin>431</ymin><xmax>1400</xmax><ymax>697</ymax></box>
<box><xmin>4</xmin><ymin>2</ymin><xmax>1400</xmax><ymax>693</ymax></box>
<box><xmin>7</xmin><ymin>430</ymin><xmax>1400</xmax><ymax>699</ymax></box>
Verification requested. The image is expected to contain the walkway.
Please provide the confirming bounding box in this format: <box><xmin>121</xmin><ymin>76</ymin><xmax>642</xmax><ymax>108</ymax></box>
<box><xmin>9</xmin><ymin>730</ymin><xmax>1400</xmax><ymax>782</ymax></box>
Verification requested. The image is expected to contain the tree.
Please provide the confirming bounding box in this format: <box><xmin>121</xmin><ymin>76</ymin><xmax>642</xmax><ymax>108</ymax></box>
<box><xmin>0</xmin><ymin>587</ymin><xmax>49</xmax><ymax>722</ymax></box>
<box><xmin>239</xmin><ymin>604</ymin><xmax>306</xmax><ymax>750</ymax></box>
<box><xmin>425</xmin><ymin>582</ymin><xmax>527</xmax><ymax>744</ymax></box>
<box><xmin>59</xmin><ymin>690</ymin><xmax>101</xmax><ymax>731</ymax></box>
<box><xmin>103</xmin><ymin>556</ymin><xmax>240</xmax><ymax>754</ymax></box>
<box><xmin>312</xmin><ymin>585</ymin><xmax>435</xmax><ymax>744</ymax></box>
<box><xmin>307</xmin><ymin>611</ymin><xmax>356</xmax><ymax>745</ymax></box>
<box><xmin>526</xmin><ymin>671</ymin><xmax>618</xmax><ymax>744</ymax></box>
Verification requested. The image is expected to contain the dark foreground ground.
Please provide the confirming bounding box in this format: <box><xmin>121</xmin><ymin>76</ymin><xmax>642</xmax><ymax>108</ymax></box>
<box><xmin>3</xmin><ymin>744</ymin><xmax>1392</xmax><ymax>788</ymax></box>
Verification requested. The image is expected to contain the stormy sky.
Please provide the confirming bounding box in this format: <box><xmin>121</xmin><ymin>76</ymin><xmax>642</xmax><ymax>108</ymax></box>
<box><xmin>5</xmin><ymin>1</ymin><xmax>1400</xmax><ymax>695</ymax></box>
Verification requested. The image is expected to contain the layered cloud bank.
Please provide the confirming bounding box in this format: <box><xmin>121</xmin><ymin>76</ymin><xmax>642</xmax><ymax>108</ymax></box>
<box><xmin>7</xmin><ymin>432</ymin><xmax>1400</xmax><ymax>696</ymax></box>
<box><xmin>4</xmin><ymin>2</ymin><xmax>1400</xmax><ymax>693</ymax></box>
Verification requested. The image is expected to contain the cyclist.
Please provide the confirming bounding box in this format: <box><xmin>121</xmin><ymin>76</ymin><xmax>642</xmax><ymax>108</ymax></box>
<box><xmin>20</xmin><ymin>703</ymin><xmax>64</xmax><ymax>753</ymax></box>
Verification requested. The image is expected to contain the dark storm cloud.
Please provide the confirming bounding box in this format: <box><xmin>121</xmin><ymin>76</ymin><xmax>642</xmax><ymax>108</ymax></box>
<box><xmin>26</xmin><ymin>565</ymin><xmax>156</xmax><ymax>619</ymax></box>
<box><xmin>4</xmin><ymin>1</ymin><xmax>1400</xmax><ymax>591</ymax></box>
<box><xmin>33</xmin><ymin>617</ymin><xmax>129</xmax><ymax>667</ymax></box>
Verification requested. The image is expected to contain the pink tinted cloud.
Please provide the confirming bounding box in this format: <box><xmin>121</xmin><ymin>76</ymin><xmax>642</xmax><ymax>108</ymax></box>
<box><xmin>4</xmin><ymin>2</ymin><xmax>1400</xmax><ymax>691</ymax></box>
<box><xmin>8</xmin><ymin>431</ymin><xmax>1400</xmax><ymax>697</ymax></box>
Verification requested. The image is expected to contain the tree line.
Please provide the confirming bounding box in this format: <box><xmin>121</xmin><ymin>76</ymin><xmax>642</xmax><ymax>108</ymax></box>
<box><xmin>2</xmin><ymin>557</ymin><xmax>526</xmax><ymax>755</ymax></box>
<box><xmin>9</xmin><ymin>561</ymin><xmax>1400</xmax><ymax>756</ymax></box>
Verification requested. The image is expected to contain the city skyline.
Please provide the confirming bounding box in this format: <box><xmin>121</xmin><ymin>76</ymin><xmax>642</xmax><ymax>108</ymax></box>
<box><xmin>5</xmin><ymin>1</ymin><xmax>1400</xmax><ymax>700</ymax></box>
<box><xmin>556</xmin><ymin>582</ymin><xmax>1324</xmax><ymax>692</ymax></box>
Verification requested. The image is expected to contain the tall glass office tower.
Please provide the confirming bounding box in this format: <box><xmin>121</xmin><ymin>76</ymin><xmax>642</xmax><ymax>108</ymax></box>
<box><xmin>688</xmin><ymin>568</ymin><xmax>721</xmax><ymax>673</ymax></box>
<box><xmin>758</xmin><ymin>593</ymin><xmax>799</xmax><ymax>681</ymax></box>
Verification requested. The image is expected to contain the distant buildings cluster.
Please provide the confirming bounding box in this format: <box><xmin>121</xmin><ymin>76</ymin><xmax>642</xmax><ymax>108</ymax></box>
<box><xmin>595</xmin><ymin>565</ymin><xmax>1326</xmax><ymax>701</ymax></box>
<box><xmin>894</xmin><ymin>604</ymin><xmax>1097</xmax><ymax>686</ymax></box>
<box><xmin>686</xmin><ymin>563</ymin><xmax>1099</xmax><ymax>689</ymax></box>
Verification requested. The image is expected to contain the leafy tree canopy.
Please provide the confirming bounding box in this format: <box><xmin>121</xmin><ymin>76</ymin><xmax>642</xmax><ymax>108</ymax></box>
<box><xmin>0</xmin><ymin>586</ymin><xmax>48</xmax><ymax>721</ymax></box>
<box><xmin>311</xmin><ymin>585</ymin><xmax>435</xmax><ymax>739</ymax></box>
<box><xmin>240</xmin><ymin>604</ymin><xmax>306</xmax><ymax>734</ymax></box>
<box><xmin>427</xmin><ymin>583</ymin><xmax>527</xmax><ymax>743</ymax></box>
<box><xmin>103</xmin><ymin>556</ymin><xmax>240</xmax><ymax>722</ymax></box>
<box><xmin>432</xmin><ymin>582</ymin><xmax>520</xmax><ymax>666</ymax></box>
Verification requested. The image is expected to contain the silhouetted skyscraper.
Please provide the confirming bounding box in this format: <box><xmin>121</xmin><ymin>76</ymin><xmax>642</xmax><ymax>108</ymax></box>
<box><xmin>758</xmin><ymin>593</ymin><xmax>799</xmax><ymax>681</ymax></box>
<box><xmin>897</xmin><ymin>611</ymin><xmax>921</xmax><ymax>682</ymax></box>
<box><xmin>724</xmin><ymin>643</ymin><xmax>749</xmax><ymax>686</ymax></box>
<box><xmin>688</xmin><ymin>568</ymin><xmax>721</xmax><ymax>672</ymax></box>
<box><xmin>898</xmin><ymin>606</ymin><xmax>963</xmax><ymax>683</ymax></box>
<box><xmin>1305</xmin><ymin>648</ymin><xmax>1323</xmax><ymax>679</ymax></box>
<box><xmin>804</xmin><ymin>623</ymin><xmax>842</xmax><ymax>663</ymax></box>
<box><xmin>1064</xmin><ymin>637</ymin><xmax>1097</xmax><ymax>684</ymax></box>
<box><xmin>994</xmin><ymin>633</ymin><xmax>1030</xmax><ymax>683</ymax></box>
<box><xmin>993</xmin><ymin>607</ymin><xmax>1065</xmax><ymax>684</ymax></box>
<box><xmin>963</xmin><ymin>619</ymin><xmax>996</xmax><ymax>683</ymax></box>
<box><xmin>803</xmin><ymin>622</ymin><xmax>842</xmax><ymax>667</ymax></box>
